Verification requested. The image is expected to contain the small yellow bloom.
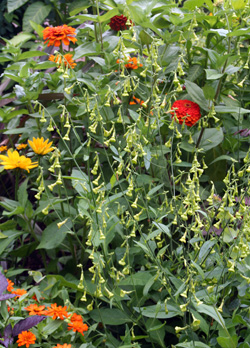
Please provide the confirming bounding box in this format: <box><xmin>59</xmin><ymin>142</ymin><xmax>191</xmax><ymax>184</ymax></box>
<box><xmin>0</xmin><ymin>150</ymin><xmax>38</xmax><ymax>172</ymax></box>
<box><xmin>16</xmin><ymin>144</ymin><xmax>28</xmax><ymax>150</ymax></box>
<box><xmin>0</xmin><ymin>145</ymin><xmax>7</xmax><ymax>152</ymax></box>
<box><xmin>28</xmin><ymin>137</ymin><xmax>54</xmax><ymax>155</ymax></box>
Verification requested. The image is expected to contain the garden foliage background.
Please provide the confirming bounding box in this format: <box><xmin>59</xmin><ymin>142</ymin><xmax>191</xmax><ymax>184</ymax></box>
<box><xmin>1</xmin><ymin>0</ymin><xmax>250</xmax><ymax>347</ymax></box>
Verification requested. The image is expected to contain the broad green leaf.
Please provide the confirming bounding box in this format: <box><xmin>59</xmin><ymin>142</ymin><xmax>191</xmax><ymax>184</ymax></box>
<box><xmin>134</xmin><ymin>301</ymin><xmax>182</xmax><ymax>319</ymax></box>
<box><xmin>97</xmin><ymin>8</ymin><xmax>119</xmax><ymax>22</ymax></box>
<box><xmin>0</xmin><ymin>232</ymin><xmax>8</xmax><ymax>239</ymax></box>
<box><xmin>74</xmin><ymin>42</ymin><xmax>100</xmax><ymax>59</ymax></box>
<box><xmin>231</xmin><ymin>0</ymin><xmax>247</xmax><ymax>9</ymax></box>
<box><xmin>209</xmin><ymin>155</ymin><xmax>237</xmax><ymax>165</ymax></box>
<box><xmin>198</xmin><ymin>240</ymin><xmax>217</xmax><ymax>265</ymax></box>
<box><xmin>0</xmin><ymin>230</ymin><xmax>22</xmax><ymax>255</ymax></box>
<box><xmin>9</xmin><ymin>33</ymin><xmax>35</xmax><ymax>47</ymax></box>
<box><xmin>195</xmin><ymin>303</ymin><xmax>225</xmax><ymax>327</ymax></box>
<box><xmin>29</xmin><ymin>21</ymin><xmax>44</xmax><ymax>38</ymax></box>
<box><xmin>18</xmin><ymin>51</ymin><xmax>47</xmax><ymax>61</ymax></box>
<box><xmin>185</xmin><ymin>80</ymin><xmax>209</xmax><ymax>111</ymax></box>
<box><xmin>152</xmin><ymin>221</ymin><xmax>171</xmax><ymax>238</ymax></box>
<box><xmin>146</xmin><ymin>319</ymin><xmax>165</xmax><ymax>346</ymax></box>
<box><xmin>193</xmin><ymin>128</ymin><xmax>224</xmax><ymax>152</ymax></box>
<box><xmin>2</xmin><ymin>109</ymin><xmax>29</xmax><ymax>123</ymax></box>
<box><xmin>223</xmin><ymin>227</ymin><xmax>238</xmax><ymax>243</ymax></box>
<box><xmin>90</xmin><ymin>309</ymin><xmax>131</xmax><ymax>325</ymax></box>
<box><xmin>139</xmin><ymin>30</ymin><xmax>153</xmax><ymax>45</ymax></box>
<box><xmin>23</xmin><ymin>2</ymin><xmax>52</xmax><ymax>32</ymax></box>
<box><xmin>42</xmin><ymin>320</ymin><xmax>63</xmax><ymax>335</ymax></box>
<box><xmin>7</xmin><ymin>0</ymin><xmax>29</xmax><ymax>12</ymax></box>
<box><xmin>69</xmin><ymin>0</ymin><xmax>91</xmax><ymax>16</ymax></box>
<box><xmin>187</xmin><ymin>65</ymin><xmax>203</xmax><ymax>82</ymax></box>
<box><xmin>37</xmin><ymin>220</ymin><xmax>72</xmax><ymax>250</ymax></box>
<box><xmin>176</xmin><ymin>342</ymin><xmax>211</xmax><ymax>348</ymax></box>
<box><xmin>217</xmin><ymin>336</ymin><xmax>238</xmax><ymax>348</ymax></box>
<box><xmin>205</xmin><ymin>69</ymin><xmax>224</xmax><ymax>80</ymax></box>
<box><xmin>18</xmin><ymin>178</ymin><xmax>28</xmax><ymax>208</ymax></box>
<box><xmin>184</xmin><ymin>0</ymin><xmax>208</xmax><ymax>10</ymax></box>
<box><xmin>215</xmin><ymin>106</ymin><xmax>250</xmax><ymax>114</ymax></box>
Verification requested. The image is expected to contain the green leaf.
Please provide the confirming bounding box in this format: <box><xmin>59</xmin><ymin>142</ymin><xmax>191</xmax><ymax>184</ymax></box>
<box><xmin>139</xmin><ymin>30</ymin><xmax>153</xmax><ymax>45</ymax></box>
<box><xmin>69</xmin><ymin>0</ymin><xmax>90</xmax><ymax>16</ymax></box>
<box><xmin>23</xmin><ymin>2</ymin><xmax>52</xmax><ymax>32</ymax></box>
<box><xmin>90</xmin><ymin>309</ymin><xmax>131</xmax><ymax>325</ymax></box>
<box><xmin>0</xmin><ymin>232</ymin><xmax>8</xmax><ymax>239</ymax></box>
<box><xmin>209</xmin><ymin>155</ymin><xmax>237</xmax><ymax>165</ymax></box>
<box><xmin>9</xmin><ymin>33</ymin><xmax>35</xmax><ymax>47</ymax></box>
<box><xmin>187</xmin><ymin>65</ymin><xmax>203</xmax><ymax>82</ymax></box>
<box><xmin>42</xmin><ymin>319</ymin><xmax>63</xmax><ymax>335</ymax></box>
<box><xmin>37</xmin><ymin>220</ymin><xmax>72</xmax><ymax>250</ymax></box>
<box><xmin>152</xmin><ymin>221</ymin><xmax>171</xmax><ymax>238</ymax></box>
<box><xmin>193</xmin><ymin>128</ymin><xmax>224</xmax><ymax>152</ymax></box>
<box><xmin>7</xmin><ymin>0</ymin><xmax>29</xmax><ymax>12</ymax></box>
<box><xmin>176</xmin><ymin>342</ymin><xmax>211</xmax><ymax>348</ymax></box>
<box><xmin>18</xmin><ymin>178</ymin><xmax>28</xmax><ymax>208</ymax></box>
<box><xmin>215</xmin><ymin>106</ymin><xmax>250</xmax><ymax>114</ymax></box>
<box><xmin>97</xmin><ymin>8</ymin><xmax>119</xmax><ymax>22</ymax></box>
<box><xmin>223</xmin><ymin>227</ymin><xmax>238</xmax><ymax>243</ymax></box>
<box><xmin>198</xmin><ymin>240</ymin><xmax>217</xmax><ymax>265</ymax></box>
<box><xmin>134</xmin><ymin>301</ymin><xmax>182</xmax><ymax>319</ymax></box>
<box><xmin>18</xmin><ymin>51</ymin><xmax>47</xmax><ymax>60</ymax></box>
<box><xmin>0</xmin><ymin>230</ymin><xmax>22</xmax><ymax>255</ymax></box>
<box><xmin>29</xmin><ymin>21</ymin><xmax>44</xmax><ymax>38</ymax></box>
<box><xmin>195</xmin><ymin>303</ymin><xmax>225</xmax><ymax>328</ymax></box>
<box><xmin>74</xmin><ymin>42</ymin><xmax>100</xmax><ymax>59</ymax></box>
<box><xmin>205</xmin><ymin>69</ymin><xmax>224</xmax><ymax>80</ymax></box>
<box><xmin>185</xmin><ymin>80</ymin><xmax>209</xmax><ymax>111</ymax></box>
<box><xmin>231</xmin><ymin>0</ymin><xmax>247</xmax><ymax>9</ymax></box>
<box><xmin>217</xmin><ymin>336</ymin><xmax>238</xmax><ymax>348</ymax></box>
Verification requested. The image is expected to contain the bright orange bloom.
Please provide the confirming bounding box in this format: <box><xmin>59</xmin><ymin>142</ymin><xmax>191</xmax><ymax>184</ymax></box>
<box><xmin>44</xmin><ymin>303</ymin><xmax>69</xmax><ymax>320</ymax></box>
<box><xmin>16</xmin><ymin>331</ymin><xmax>36</xmax><ymax>348</ymax></box>
<box><xmin>129</xmin><ymin>96</ymin><xmax>144</xmax><ymax>105</ymax></box>
<box><xmin>0</xmin><ymin>145</ymin><xmax>7</xmax><ymax>152</ymax></box>
<box><xmin>16</xmin><ymin>144</ymin><xmax>28</xmax><ymax>150</ymax></box>
<box><xmin>43</xmin><ymin>25</ymin><xmax>77</xmax><ymax>47</ymax></box>
<box><xmin>117</xmin><ymin>57</ymin><xmax>142</xmax><ymax>70</ymax></box>
<box><xmin>49</xmin><ymin>53</ymin><xmax>76</xmax><ymax>69</ymax></box>
<box><xmin>7</xmin><ymin>279</ymin><xmax>14</xmax><ymax>292</ymax></box>
<box><xmin>24</xmin><ymin>304</ymin><xmax>46</xmax><ymax>316</ymax></box>
<box><xmin>52</xmin><ymin>345</ymin><xmax>72</xmax><ymax>348</ymax></box>
<box><xmin>31</xmin><ymin>294</ymin><xmax>38</xmax><ymax>301</ymax></box>
<box><xmin>0</xmin><ymin>150</ymin><xmax>38</xmax><ymax>172</ymax></box>
<box><xmin>68</xmin><ymin>313</ymin><xmax>88</xmax><ymax>336</ymax></box>
<box><xmin>28</xmin><ymin>137</ymin><xmax>54</xmax><ymax>155</ymax></box>
<box><xmin>11</xmin><ymin>289</ymin><xmax>27</xmax><ymax>297</ymax></box>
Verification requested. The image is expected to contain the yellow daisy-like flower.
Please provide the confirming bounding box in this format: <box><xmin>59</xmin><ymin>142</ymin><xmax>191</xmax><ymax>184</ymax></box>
<box><xmin>16</xmin><ymin>144</ymin><xmax>28</xmax><ymax>150</ymax></box>
<box><xmin>28</xmin><ymin>137</ymin><xmax>54</xmax><ymax>155</ymax></box>
<box><xmin>0</xmin><ymin>150</ymin><xmax>38</xmax><ymax>172</ymax></box>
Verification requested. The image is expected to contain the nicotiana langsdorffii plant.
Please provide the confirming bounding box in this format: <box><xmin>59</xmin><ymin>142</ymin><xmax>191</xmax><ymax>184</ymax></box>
<box><xmin>2</xmin><ymin>0</ymin><xmax>250</xmax><ymax>347</ymax></box>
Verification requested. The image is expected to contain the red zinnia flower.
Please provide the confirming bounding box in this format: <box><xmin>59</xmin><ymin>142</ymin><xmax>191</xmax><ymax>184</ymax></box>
<box><xmin>109</xmin><ymin>15</ymin><xmax>131</xmax><ymax>31</ymax></box>
<box><xmin>170</xmin><ymin>100</ymin><xmax>201</xmax><ymax>127</ymax></box>
<box><xmin>44</xmin><ymin>303</ymin><xmax>69</xmax><ymax>320</ymax></box>
<box><xmin>43</xmin><ymin>25</ymin><xmax>77</xmax><ymax>47</ymax></box>
<box><xmin>16</xmin><ymin>331</ymin><xmax>36</xmax><ymax>348</ymax></box>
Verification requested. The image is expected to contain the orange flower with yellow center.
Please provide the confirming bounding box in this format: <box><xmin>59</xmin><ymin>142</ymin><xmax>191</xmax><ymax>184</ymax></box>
<box><xmin>6</xmin><ymin>279</ymin><xmax>14</xmax><ymax>292</ymax></box>
<box><xmin>0</xmin><ymin>150</ymin><xmax>38</xmax><ymax>172</ymax></box>
<box><xmin>43</xmin><ymin>25</ymin><xmax>77</xmax><ymax>47</ymax></box>
<box><xmin>53</xmin><ymin>345</ymin><xmax>72</xmax><ymax>348</ymax></box>
<box><xmin>17</xmin><ymin>331</ymin><xmax>36</xmax><ymax>348</ymax></box>
<box><xmin>49</xmin><ymin>53</ymin><xmax>76</xmax><ymax>69</ymax></box>
<box><xmin>24</xmin><ymin>304</ymin><xmax>46</xmax><ymax>316</ymax></box>
<box><xmin>16</xmin><ymin>144</ymin><xmax>28</xmax><ymax>150</ymax></box>
<box><xmin>28</xmin><ymin>137</ymin><xmax>54</xmax><ymax>155</ymax></box>
<box><xmin>44</xmin><ymin>303</ymin><xmax>69</xmax><ymax>320</ymax></box>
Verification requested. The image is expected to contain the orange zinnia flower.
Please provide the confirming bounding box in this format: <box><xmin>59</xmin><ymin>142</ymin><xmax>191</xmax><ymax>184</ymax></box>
<box><xmin>44</xmin><ymin>303</ymin><xmax>69</xmax><ymax>320</ymax></box>
<box><xmin>16</xmin><ymin>331</ymin><xmax>36</xmax><ymax>348</ymax></box>
<box><xmin>129</xmin><ymin>96</ymin><xmax>144</xmax><ymax>105</ymax></box>
<box><xmin>7</xmin><ymin>279</ymin><xmax>14</xmax><ymax>292</ymax></box>
<box><xmin>12</xmin><ymin>289</ymin><xmax>27</xmax><ymax>297</ymax></box>
<box><xmin>117</xmin><ymin>57</ymin><xmax>142</xmax><ymax>70</ymax></box>
<box><xmin>52</xmin><ymin>345</ymin><xmax>72</xmax><ymax>348</ymax></box>
<box><xmin>68</xmin><ymin>313</ymin><xmax>88</xmax><ymax>336</ymax></box>
<box><xmin>16</xmin><ymin>144</ymin><xmax>28</xmax><ymax>150</ymax></box>
<box><xmin>24</xmin><ymin>304</ymin><xmax>46</xmax><ymax>316</ymax></box>
<box><xmin>0</xmin><ymin>145</ymin><xmax>7</xmax><ymax>152</ymax></box>
<box><xmin>43</xmin><ymin>25</ymin><xmax>77</xmax><ymax>47</ymax></box>
<box><xmin>49</xmin><ymin>53</ymin><xmax>76</xmax><ymax>69</ymax></box>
